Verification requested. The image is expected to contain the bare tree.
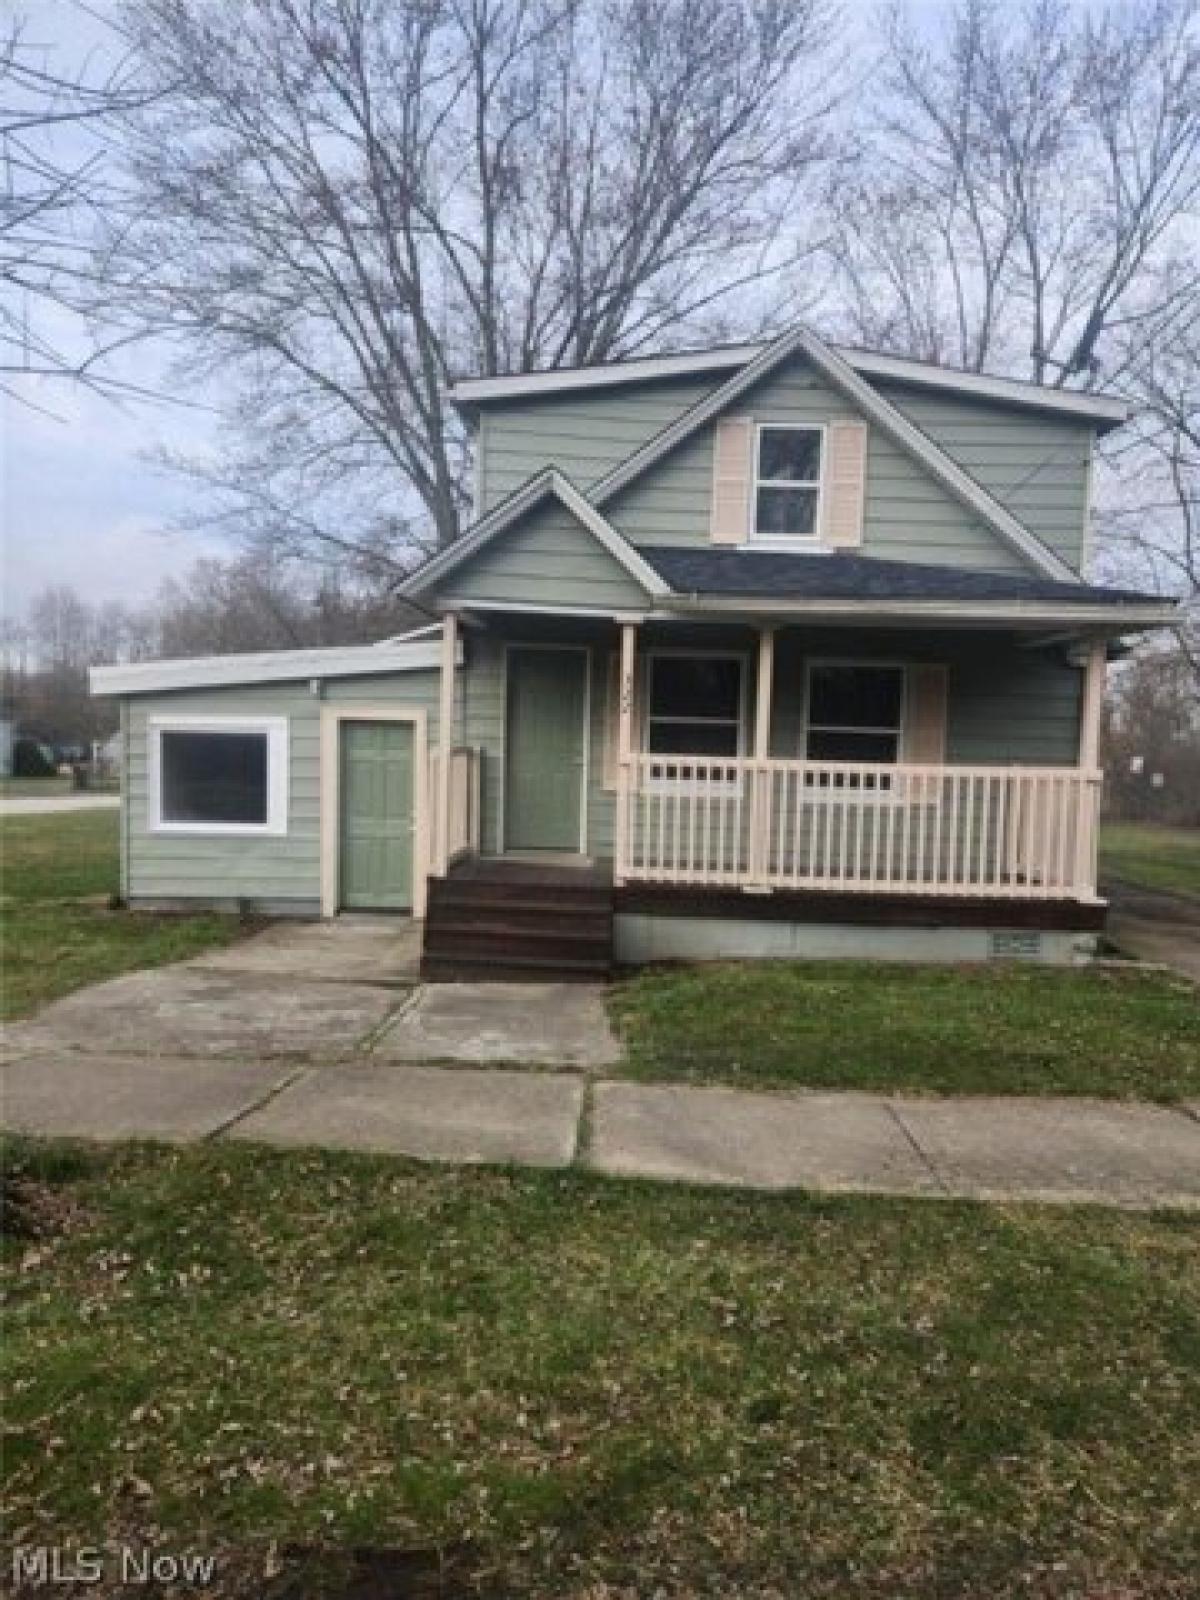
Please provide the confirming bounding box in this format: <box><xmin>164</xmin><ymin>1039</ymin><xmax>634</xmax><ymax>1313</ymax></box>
<box><xmin>829</xmin><ymin>0</ymin><xmax>1200</xmax><ymax>386</ymax></box>
<box><xmin>0</xmin><ymin>5</ymin><xmax>153</xmax><ymax>389</ymax></box>
<box><xmin>102</xmin><ymin>0</ymin><xmax>839</xmax><ymax>573</ymax></box>
<box><xmin>1098</xmin><ymin>313</ymin><xmax>1200</xmax><ymax>679</ymax></box>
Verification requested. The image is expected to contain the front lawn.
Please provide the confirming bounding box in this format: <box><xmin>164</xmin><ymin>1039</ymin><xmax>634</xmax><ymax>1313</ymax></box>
<box><xmin>0</xmin><ymin>811</ymin><xmax>247</xmax><ymax>1020</ymax></box>
<box><xmin>610</xmin><ymin>960</ymin><xmax>1200</xmax><ymax>1099</ymax></box>
<box><xmin>1100</xmin><ymin>822</ymin><xmax>1200</xmax><ymax>899</ymax></box>
<box><xmin>3</xmin><ymin>1139</ymin><xmax>1198</xmax><ymax>1598</ymax></box>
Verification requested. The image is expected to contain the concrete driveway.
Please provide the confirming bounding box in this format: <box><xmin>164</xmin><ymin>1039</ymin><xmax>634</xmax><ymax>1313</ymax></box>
<box><xmin>1106</xmin><ymin>880</ymin><xmax>1200</xmax><ymax>984</ymax></box>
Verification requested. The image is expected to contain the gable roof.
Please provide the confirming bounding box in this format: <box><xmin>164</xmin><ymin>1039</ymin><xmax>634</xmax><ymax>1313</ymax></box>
<box><xmin>583</xmin><ymin>324</ymin><xmax>1079</xmax><ymax>584</ymax></box>
<box><xmin>451</xmin><ymin>341</ymin><xmax>1132</xmax><ymax>431</ymax></box>
<box><xmin>400</xmin><ymin>468</ymin><xmax>670</xmax><ymax>602</ymax></box>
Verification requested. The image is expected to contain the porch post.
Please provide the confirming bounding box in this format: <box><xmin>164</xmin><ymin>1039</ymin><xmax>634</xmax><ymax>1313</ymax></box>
<box><xmin>613</xmin><ymin>621</ymin><xmax>637</xmax><ymax>884</ymax></box>
<box><xmin>1078</xmin><ymin>639</ymin><xmax>1106</xmax><ymax>769</ymax></box>
<box><xmin>1075</xmin><ymin>637</ymin><xmax>1107</xmax><ymax>898</ymax></box>
<box><xmin>435</xmin><ymin>610</ymin><xmax>458</xmax><ymax>878</ymax></box>
<box><xmin>750</xmin><ymin>627</ymin><xmax>776</xmax><ymax>886</ymax></box>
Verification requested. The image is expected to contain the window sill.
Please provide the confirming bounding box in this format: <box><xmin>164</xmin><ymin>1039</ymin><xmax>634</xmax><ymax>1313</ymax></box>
<box><xmin>745</xmin><ymin>538</ymin><xmax>832</xmax><ymax>553</ymax></box>
<box><xmin>150</xmin><ymin>822</ymin><xmax>288</xmax><ymax>838</ymax></box>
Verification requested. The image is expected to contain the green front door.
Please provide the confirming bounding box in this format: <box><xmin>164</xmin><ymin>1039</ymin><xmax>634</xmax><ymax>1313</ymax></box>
<box><xmin>505</xmin><ymin>647</ymin><xmax>587</xmax><ymax>852</ymax></box>
<box><xmin>339</xmin><ymin>721</ymin><xmax>415</xmax><ymax>910</ymax></box>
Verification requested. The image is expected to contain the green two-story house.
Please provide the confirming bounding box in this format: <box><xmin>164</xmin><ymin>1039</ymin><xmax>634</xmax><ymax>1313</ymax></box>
<box><xmin>92</xmin><ymin>324</ymin><xmax>1177</xmax><ymax>975</ymax></box>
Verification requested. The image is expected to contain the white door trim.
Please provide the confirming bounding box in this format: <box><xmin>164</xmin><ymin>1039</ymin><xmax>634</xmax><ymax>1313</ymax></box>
<box><xmin>320</xmin><ymin>704</ymin><xmax>429</xmax><ymax>919</ymax></box>
<box><xmin>500</xmin><ymin>642</ymin><xmax>591</xmax><ymax>856</ymax></box>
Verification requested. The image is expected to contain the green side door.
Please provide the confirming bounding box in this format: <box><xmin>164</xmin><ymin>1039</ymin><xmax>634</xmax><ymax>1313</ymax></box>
<box><xmin>505</xmin><ymin>647</ymin><xmax>587</xmax><ymax>852</ymax></box>
<box><xmin>339</xmin><ymin>721</ymin><xmax>415</xmax><ymax>910</ymax></box>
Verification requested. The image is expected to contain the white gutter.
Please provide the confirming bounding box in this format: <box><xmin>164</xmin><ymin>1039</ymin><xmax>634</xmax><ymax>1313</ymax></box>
<box><xmin>657</xmin><ymin>595</ymin><xmax>1178</xmax><ymax>628</ymax></box>
<box><xmin>90</xmin><ymin>638</ymin><xmax>457</xmax><ymax>697</ymax></box>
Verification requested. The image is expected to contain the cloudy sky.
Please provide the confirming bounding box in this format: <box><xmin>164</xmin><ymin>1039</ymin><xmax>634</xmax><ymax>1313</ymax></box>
<box><xmin>2</xmin><ymin>0</ymin><xmax>225</xmax><ymax>619</ymax></box>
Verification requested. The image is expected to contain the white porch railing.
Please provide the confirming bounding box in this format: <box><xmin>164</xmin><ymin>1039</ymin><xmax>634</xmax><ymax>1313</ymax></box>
<box><xmin>429</xmin><ymin>745</ymin><xmax>482</xmax><ymax>867</ymax></box>
<box><xmin>615</xmin><ymin>756</ymin><xmax>1103</xmax><ymax>901</ymax></box>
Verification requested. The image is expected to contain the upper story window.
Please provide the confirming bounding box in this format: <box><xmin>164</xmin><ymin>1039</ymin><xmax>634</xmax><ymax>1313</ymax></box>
<box><xmin>754</xmin><ymin>424</ymin><xmax>823</xmax><ymax>540</ymax></box>
<box><xmin>149</xmin><ymin>716</ymin><xmax>289</xmax><ymax>835</ymax></box>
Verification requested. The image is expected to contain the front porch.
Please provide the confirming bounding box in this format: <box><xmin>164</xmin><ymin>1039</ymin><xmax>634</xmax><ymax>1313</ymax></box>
<box><xmin>428</xmin><ymin>611</ymin><xmax>1108</xmax><ymax>915</ymax></box>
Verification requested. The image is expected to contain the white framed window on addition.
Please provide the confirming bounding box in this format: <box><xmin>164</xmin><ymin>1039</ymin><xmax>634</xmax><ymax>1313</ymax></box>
<box><xmin>148</xmin><ymin>716</ymin><xmax>289</xmax><ymax>835</ymax></box>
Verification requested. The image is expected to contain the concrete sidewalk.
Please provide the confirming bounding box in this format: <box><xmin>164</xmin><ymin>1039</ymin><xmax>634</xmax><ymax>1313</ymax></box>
<box><xmin>3</xmin><ymin>1048</ymin><xmax>1197</xmax><ymax>1209</ymax></box>
<box><xmin>0</xmin><ymin>793</ymin><xmax>120</xmax><ymax>815</ymax></box>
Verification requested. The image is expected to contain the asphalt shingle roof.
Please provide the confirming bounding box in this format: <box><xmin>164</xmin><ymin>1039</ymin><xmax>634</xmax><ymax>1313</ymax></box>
<box><xmin>639</xmin><ymin>547</ymin><xmax>1163</xmax><ymax>607</ymax></box>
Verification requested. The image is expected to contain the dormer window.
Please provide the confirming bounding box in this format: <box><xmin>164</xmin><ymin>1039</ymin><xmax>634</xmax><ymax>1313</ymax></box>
<box><xmin>753</xmin><ymin>424</ymin><xmax>824</xmax><ymax>541</ymax></box>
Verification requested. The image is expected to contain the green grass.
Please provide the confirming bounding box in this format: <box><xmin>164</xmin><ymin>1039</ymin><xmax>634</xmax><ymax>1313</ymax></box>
<box><xmin>610</xmin><ymin>960</ymin><xmax>1200</xmax><ymax>1100</ymax></box>
<box><xmin>0</xmin><ymin>811</ymin><xmax>247</xmax><ymax>1020</ymax></box>
<box><xmin>1100</xmin><ymin>822</ymin><xmax>1200</xmax><ymax>898</ymax></box>
<box><xmin>3</xmin><ymin>1141</ymin><xmax>1198</xmax><ymax>1598</ymax></box>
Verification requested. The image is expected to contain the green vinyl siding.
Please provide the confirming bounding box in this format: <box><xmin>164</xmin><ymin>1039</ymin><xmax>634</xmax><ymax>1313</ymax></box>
<box><xmin>442</xmin><ymin>500</ymin><xmax>651</xmax><ymax>611</ymax></box>
<box><xmin>876</xmin><ymin>382</ymin><xmax>1091</xmax><ymax>573</ymax></box>
<box><xmin>605</xmin><ymin>358</ymin><xmax>1030</xmax><ymax>574</ymax></box>
<box><xmin>124</xmin><ymin>673</ymin><xmax>439</xmax><ymax>910</ymax></box>
<box><xmin>479</xmin><ymin>376</ymin><xmax>717</xmax><ymax>509</ymax></box>
<box><xmin>473</xmin><ymin>351</ymin><xmax>1097</xmax><ymax>577</ymax></box>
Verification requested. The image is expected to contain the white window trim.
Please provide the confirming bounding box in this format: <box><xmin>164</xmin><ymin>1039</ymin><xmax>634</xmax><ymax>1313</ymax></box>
<box><xmin>751</xmin><ymin>421</ymin><xmax>826</xmax><ymax>546</ymax></box>
<box><xmin>800</xmin><ymin>659</ymin><xmax>909</xmax><ymax>800</ymax></box>
<box><xmin>643</xmin><ymin>648</ymin><xmax>749</xmax><ymax>792</ymax></box>
<box><xmin>148</xmin><ymin>715</ymin><xmax>289</xmax><ymax>837</ymax></box>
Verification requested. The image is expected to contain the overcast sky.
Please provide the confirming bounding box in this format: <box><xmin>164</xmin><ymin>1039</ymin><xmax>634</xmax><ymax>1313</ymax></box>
<box><xmin>2</xmin><ymin>0</ymin><xmax>226</xmax><ymax>619</ymax></box>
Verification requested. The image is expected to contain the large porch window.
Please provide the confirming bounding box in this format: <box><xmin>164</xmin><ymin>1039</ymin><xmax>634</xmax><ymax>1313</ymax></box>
<box><xmin>646</xmin><ymin>653</ymin><xmax>745</xmax><ymax>756</ymax></box>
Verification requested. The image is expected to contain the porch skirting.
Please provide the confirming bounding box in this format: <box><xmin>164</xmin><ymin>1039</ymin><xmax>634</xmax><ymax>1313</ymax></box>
<box><xmin>613</xmin><ymin>887</ymin><xmax>1105</xmax><ymax>967</ymax></box>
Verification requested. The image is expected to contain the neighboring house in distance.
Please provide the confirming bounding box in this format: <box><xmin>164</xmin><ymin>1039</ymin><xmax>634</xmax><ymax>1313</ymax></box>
<box><xmin>92</xmin><ymin>324</ymin><xmax>1177</xmax><ymax>976</ymax></box>
<box><xmin>0</xmin><ymin>718</ymin><xmax>13</xmax><ymax>778</ymax></box>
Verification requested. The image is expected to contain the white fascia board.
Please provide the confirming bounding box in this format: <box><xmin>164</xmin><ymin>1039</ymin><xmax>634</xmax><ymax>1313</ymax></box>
<box><xmin>840</xmin><ymin>349</ymin><xmax>1131</xmax><ymax>426</ymax></box>
<box><xmin>450</xmin><ymin>345</ymin><xmax>761</xmax><ymax>405</ymax></box>
<box><xmin>90</xmin><ymin>639</ymin><xmax>456</xmax><ymax>698</ymax></box>
<box><xmin>399</xmin><ymin>468</ymin><xmax>665</xmax><ymax>602</ymax></box>
<box><xmin>451</xmin><ymin>343</ymin><xmax>1131</xmax><ymax>428</ymax></box>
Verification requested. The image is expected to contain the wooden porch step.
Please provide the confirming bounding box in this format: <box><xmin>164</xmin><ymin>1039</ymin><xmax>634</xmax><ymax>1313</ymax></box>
<box><xmin>421</xmin><ymin>953</ymin><xmax>611</xmax><ymax>983</ymax></box>
<box><xmin>423</xmin><ymin>924</ymin><xmax>611</xmax><ymax>962</ymax></box>
<box><xmin>430</xmin><ymin>880</ymin><xmax>612</xmax><ymax>911</ymax></box>
<box><xmin>426</xmin><ymin>896</ymin><xmax>614</xmax><ymax>932</ymax></box>
<box><xmin>423</xmin><ymin>858</ymin><xmax>615</xmax><ymax>982</ymax></box>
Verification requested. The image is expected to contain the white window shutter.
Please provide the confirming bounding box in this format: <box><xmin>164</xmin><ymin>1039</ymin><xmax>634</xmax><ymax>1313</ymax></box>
<box><xmin>710</xmin><ymin>416</ymin><xmax>753</xmax><ymax>544</ymax></box>
<box><xmin>821</xmin><ymin>420</ymin><xmax>868</xmax><ymax>548</ymax></box>
<box><xmin>905</xmin><ymin>665</ymin><xmax>948</xmax><ymax>764</ymax></box>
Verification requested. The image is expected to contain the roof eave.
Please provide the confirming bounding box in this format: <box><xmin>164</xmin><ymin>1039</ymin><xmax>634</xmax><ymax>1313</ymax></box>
<box><xmin>657</xmin><ymin>595</ymin><xmax>1179</xmax><ymax>629</ymax></box>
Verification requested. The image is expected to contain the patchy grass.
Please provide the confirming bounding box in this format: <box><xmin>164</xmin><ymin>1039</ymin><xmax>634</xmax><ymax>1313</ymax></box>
<box><xmin>2</xmin><ymin>1141</ymin><xmax>1198</xmax><ymax>1598</ymax></box>
<box><xmin>1101</xmin><ymin>822</ymin><xmax>1200</xmax><ymax>899</ymax></box>
<box><xmin>0</xmin><ymin>811</ymin><xmax>248</xmax><ymax>1020</ymax></box>
<box><xmin>610</xmin><ymin>961</ymin><xmax>1200</xmax><ymax>1100</ymax></box>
